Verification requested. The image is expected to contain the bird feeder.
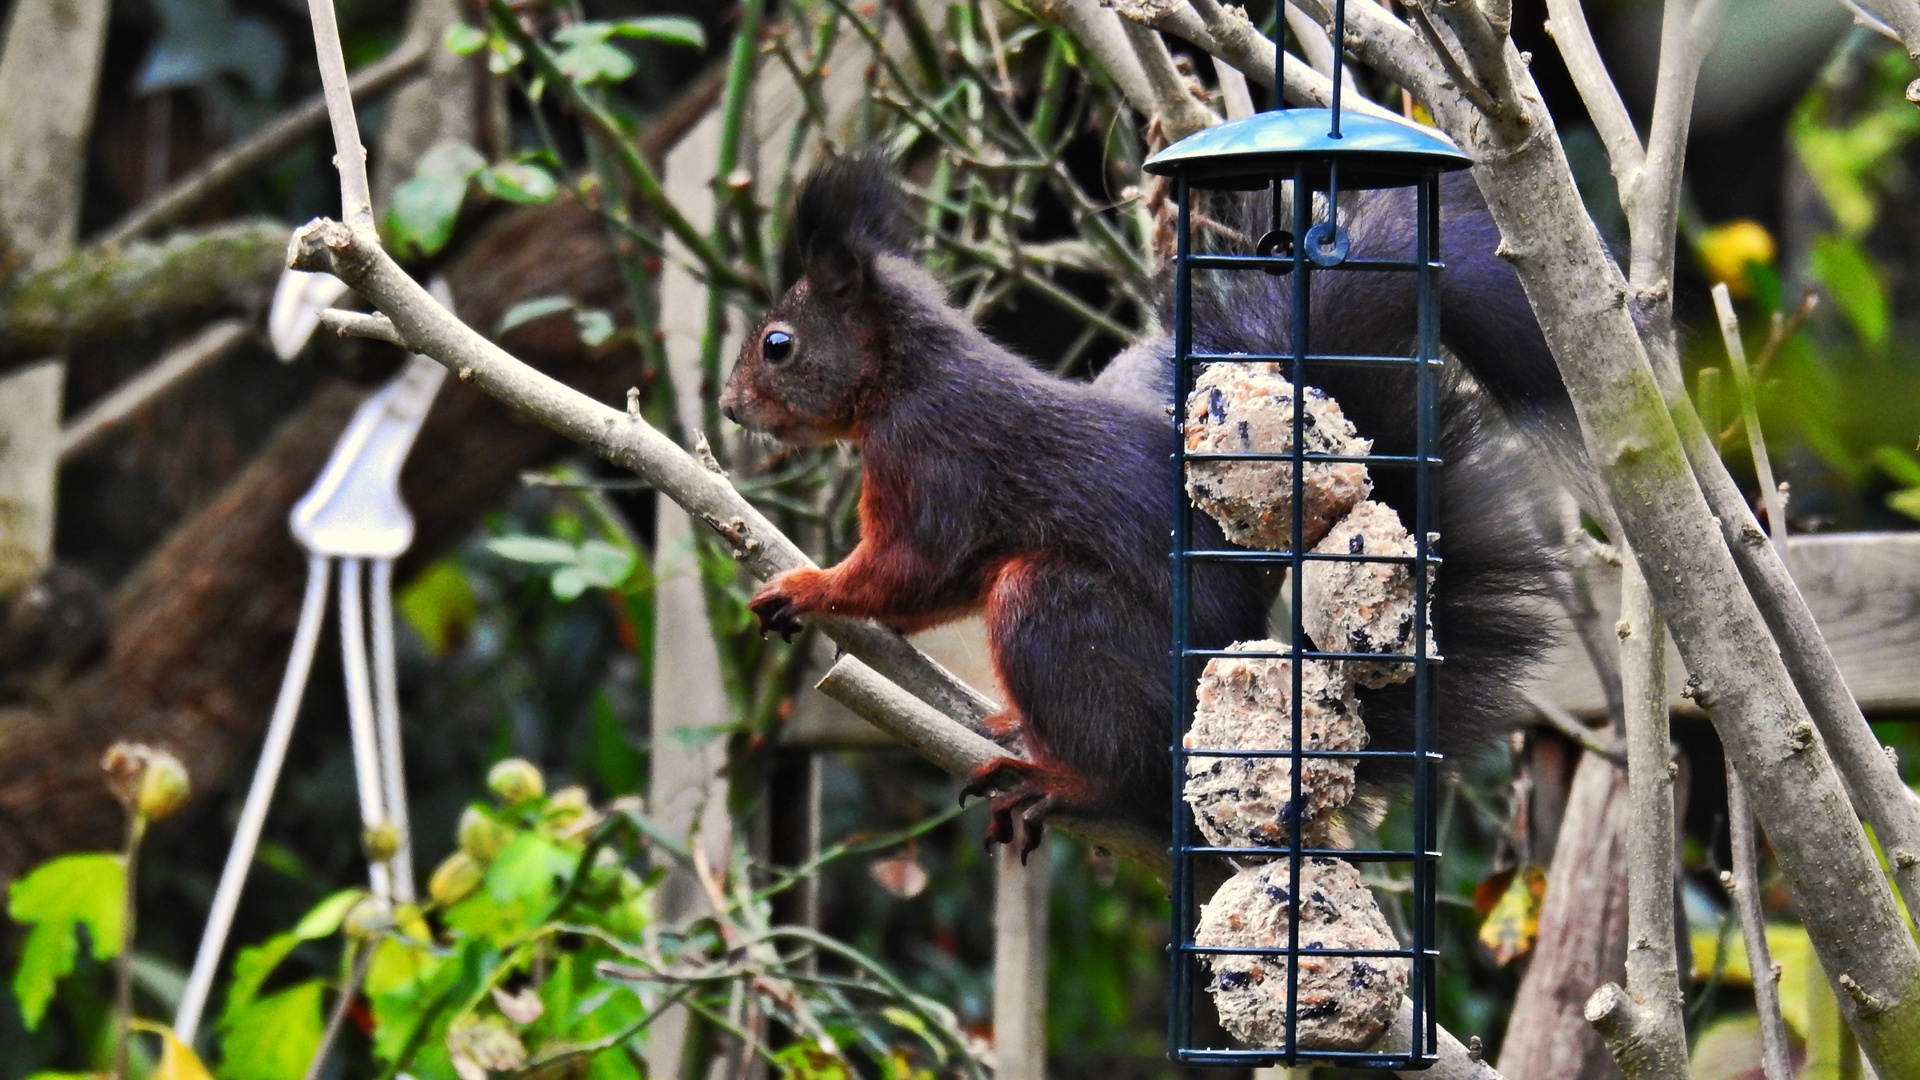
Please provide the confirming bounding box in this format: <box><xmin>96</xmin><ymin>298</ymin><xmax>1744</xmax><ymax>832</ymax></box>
<box><xmin>1145</xmin><ymin>25</ymin><xmax>1470</xmax><ymax>1070</ymax></box>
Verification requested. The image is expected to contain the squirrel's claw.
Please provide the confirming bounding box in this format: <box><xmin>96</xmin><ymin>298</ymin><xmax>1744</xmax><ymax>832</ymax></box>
<box><xmin>747</xmin><ymin>585</ymin><xmax>805</xmax><ymax>642</ymax></box>
<box><xmin>960</xmin><ymin>757</ymin><xmax>1076</xmax><ymax>861</ymax></box>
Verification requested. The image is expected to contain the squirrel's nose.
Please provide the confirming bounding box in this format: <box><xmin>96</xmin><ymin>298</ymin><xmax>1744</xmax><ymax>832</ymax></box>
<box><xmin>721</xmin><ymin>402</ymin><xmax>738</xmax><ymax>423</ymax></box>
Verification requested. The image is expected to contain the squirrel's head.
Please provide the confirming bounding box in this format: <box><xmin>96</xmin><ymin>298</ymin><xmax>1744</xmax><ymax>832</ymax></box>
<box><xmin>722</xmin><ymin>152</ymin><xmax>912</xmax><ymax>444</ymax></box>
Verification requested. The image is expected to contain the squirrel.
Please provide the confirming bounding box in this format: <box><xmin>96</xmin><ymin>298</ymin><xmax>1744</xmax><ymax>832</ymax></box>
<box><xmin>721</xmin><ymin>153</ymin><xmax>1562</xmax><ymax>856</ymax></box>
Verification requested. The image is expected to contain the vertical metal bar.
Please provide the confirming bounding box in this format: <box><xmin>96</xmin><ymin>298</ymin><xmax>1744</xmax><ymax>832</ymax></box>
<box><xmin>369</xmin><ymin>557</ymin><xmax>415</xmax><ymax>904</ymax></box>
<box><xmin>1412</xmin><ymin>169</ymin><xmax>1440</xmax><ymax>1061</ymax></box>
<box><xmin>176</xmin><ymin>555</ymin><xmax>332</xmax><ymax>1045</ymax></box>
<box><xmin>1329</xmin><ymin>0</ymin><xmax>1347</xmax><ymax>136</ymax></box>
<box><xmin>1284</xmin><ymin>161</ymin><xmax>1313</xmax><ymax>1064</ymax></box>
<box><xmin>1169</xmin><ymin>173</ymin><xmax>1196</xmax><ymax>1062</ymax></box>
<box><xmin>338</xmin><ymin>557</ymin><xmax>393</xmax><ymax>905</ymax></box>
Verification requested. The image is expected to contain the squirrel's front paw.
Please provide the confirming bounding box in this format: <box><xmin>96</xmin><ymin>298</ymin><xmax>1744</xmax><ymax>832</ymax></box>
<box><xmin>749</xmin><ymin>571</ymin><xmax>815</xmax><ymax>642</ymax></box>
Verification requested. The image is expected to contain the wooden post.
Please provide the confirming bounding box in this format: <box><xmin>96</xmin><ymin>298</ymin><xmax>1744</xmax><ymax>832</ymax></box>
<box><xmin>994</xmin><ymin>838</ymin><xmax>1051</xmax><ymax>1080</ymax></box>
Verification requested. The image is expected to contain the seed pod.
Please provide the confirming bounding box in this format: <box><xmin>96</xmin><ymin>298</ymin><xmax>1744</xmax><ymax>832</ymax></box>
<box><xmin>487</xmin><ymin>759</ymin><xmax>544</xmax><ymax>805</ymax></box>
<box><xmin>100</xmin><ymin>742</ymin><xmax>192</xmax><ymax>822</ymax></box>
<box><xmin>457</xmin><ymin>806</ymin><xmax>511</xmax><ymax>862</ymax></box>
<box><xmin>429</xmin><ymin>851</ymin><xmax>484</xmax><ymax>907</ymax></box>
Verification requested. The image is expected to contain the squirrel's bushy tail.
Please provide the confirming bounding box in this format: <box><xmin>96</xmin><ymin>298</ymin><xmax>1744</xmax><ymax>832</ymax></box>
<box><xmin>1098</xmin><ymin>172</ymin><xmax>1564</xmax><ymax>780</ymax></box>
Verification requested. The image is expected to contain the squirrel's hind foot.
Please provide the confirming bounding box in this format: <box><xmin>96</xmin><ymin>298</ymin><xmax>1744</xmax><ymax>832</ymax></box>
<box><xmin>959</xmin><ymin>757</ymin><xmax>1087</xmax><ymax>862</ymax></box>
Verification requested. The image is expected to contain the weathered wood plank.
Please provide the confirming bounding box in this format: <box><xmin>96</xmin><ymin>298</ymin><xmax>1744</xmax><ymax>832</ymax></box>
<box><xmin>1527</xmin><ymin>532</ymin><xmax>1920</xmax><ymax>720</ymax></box>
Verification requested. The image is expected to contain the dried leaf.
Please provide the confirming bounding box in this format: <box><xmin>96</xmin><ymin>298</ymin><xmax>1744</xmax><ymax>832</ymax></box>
<box><xmin>869</xmin><ymin>856</ymin><xmax>930</xmax><ymax>899</ymax></box>
<box><xmin>1477</xmin><ymin>863</ymin><xmax>1547</xmax><ymax>965</ymax></box>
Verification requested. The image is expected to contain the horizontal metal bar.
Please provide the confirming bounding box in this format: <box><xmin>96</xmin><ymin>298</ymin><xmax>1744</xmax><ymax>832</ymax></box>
<box><xmin>1177</xmin><ymin>747</ymin><xmax>1432</xmax><ymax>760</ymax></box>
<box><xmin>1186</xmin><ymin>352</ymin><xmax>1443</xmax><ymax>370</ymax></box>
<box><xmin>1176</xmin><ymin>944</ymin><xmax>1439</xmax><ymax>959</ymax></box>
<box><xmin>1179</xmin><ymin>646</ymin><xmax>1444</xmax><ymax>663</ymax></box>
<box><xmin>1178</xmin><ymin>254</ymin><xmax>1440</xmax><ymax>273</ymax></box>
<box><xmin>1181</xmin><ymin>451</ymin><xmax>1443</xmax><ymax>466</ymax></box>
<box><xmin>1176</xmin><ymin>549</ymin><xmax>1441</xmax><ymax>566</ymax></box>
<box><xmin>1173</xmin><ymin>1050</ymin><xmax>1437</xmax><ymax>1067</ymax></box>
<box><xmin>1172</xmin><ymin>845</ymin><xmax>1441</xmax><ymax>860</ymax></box>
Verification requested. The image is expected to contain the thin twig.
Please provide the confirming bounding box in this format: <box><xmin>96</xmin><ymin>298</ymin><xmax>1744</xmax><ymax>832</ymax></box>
<box><xmin>113</xmin><ymin>814</ymin><xmax>146</xmax><ymax>1080</ymax></box>
<box><xmin>59</xmin><ymin>319</ymin><xmax>250</xmax><ymax>461</ymax></box>
<box><xmin>306</xmin><ymin>0</ymin><xmax>375</xmax><ymax>230</ymax></box>
<box><xmin>99</xmin><ymin>40</ymin><xmax>429</xmax><ymax>246</ymax></box>
<box><xmin>1711</xmin><ymin>283</ymin><xmax>1790</xmax><ymax>571</ymax></box>
<box><xmin>1725</xmin><ymin>763</ymin><xmax>1792</xmax><ymax>1080</ymax></box>
<box><xmin>1541</xmin><ymin>0</ymin><xmax>1642</xmax><ymax>194</ymax></box>
<box><xmin>301</xmin><ymin>936</ymin><xmax>381</xmax><ymax>1080</ymax></box>
<box><xmin>1525</xmin><ymin>688</ymin><xmax>1625</xmax><ymax>765</ymax></box>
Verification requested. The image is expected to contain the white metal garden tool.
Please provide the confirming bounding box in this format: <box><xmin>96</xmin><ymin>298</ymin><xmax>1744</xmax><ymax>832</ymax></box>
<box><xmin>174</xmin><ymin>279</ymin><xmax>450</xmax><ymax>1044</ymax></box>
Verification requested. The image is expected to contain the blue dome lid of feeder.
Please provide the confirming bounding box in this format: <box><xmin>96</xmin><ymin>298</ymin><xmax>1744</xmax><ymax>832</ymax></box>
<box><xmin>1144</xmin><ymin>108</ymin><xmax>1471</xmax><ymax>190</ymax></box>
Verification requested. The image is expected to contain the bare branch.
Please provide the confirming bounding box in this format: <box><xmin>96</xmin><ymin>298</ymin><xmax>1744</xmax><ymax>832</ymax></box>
<box><xmin>1524</xmin><ymin>688</ymin><xmax>1625</xmax><ymax>765</ymax></box>
<box><xmin>318</xmin><ymin>309</ymin><xmax>405</xmax><ymax>347</ymax></box>
<box><xmin>1839</xmin><ymin>0</ymin><xmax>1920</xmax><ymax>99</ymax></box>
<box><xmin>1629</xmin><ymin>0</ymin><xmax>1728</xmax><ymax>291</ymax></box>
<box><xmin>1115</xmin><ymin>17</ymin><xmax>1219</xmax><ymax>140</ymax></box>
<box><xmin>1281</xmin><ymin>2</ymin><xmax>1360</xmax><ymax>102</ymax></box>
<box><xmin>1541</xmin><ymin>0</ymin><xmax>1642</xmax><ymax>194</ymax></box>
<box><xmin>58</xmin><ymin>319</ymin><xmax>251</xmax><ymax>461</ymax></box>
<box><xmin>98</xmin><ymin>40</ymin><xmax>430</xmax><ymax>247</ymax></box>
<box><xmin>1166</xmin><ymin>0</ymin><xmax>1407</xmax><ymax>119</ymax></box>
<box><xmin>1725</xmin><ymin>763</ymin><xmax>1792</xmax><ymax>1080</ymax></box>
<box><xmin>1212</xmin><ymin>53</ymin><xmax>1255</xmax><ymax>118</ymax></box>
<box><xmin>1586</xmin><ymin>554</ymin><xmax>1688</xmax><ymax>1080</ymax></box>
<box><xmin>1406</xmin><ymin>0</ymin><xmax>1531</xmax><ymax>131</ymax></box>
<box><xmin>1025</xmin><ymin>0</ymin><xmax>1157</xmax><ymax>114</ymax></box>
<box><xmin>305</xmin><ymin>0</ymin><xmax>376</xmax><ymax>231</ymax></box>
<box><xmin>1284</xmin><ymin>0</ymin><xmax>1459</xmax><ymax>121</ymax></box>
<box><xmin>1711</xmin><ymin>284</ymin><xmax>1789</xmax><ymax>571</ymax></box>
<box><xmin>287</xmin><ymin>220</ymin><xmax>999</xmax><ymax>734</ymax></box>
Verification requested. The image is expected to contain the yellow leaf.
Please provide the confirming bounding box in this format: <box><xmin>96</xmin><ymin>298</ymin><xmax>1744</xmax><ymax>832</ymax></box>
<box><xmin>1476</xmin><ymin>863</ymin><xmax>1546</xmax><ymax>965</ymax></box>
<box><xmin>130</xmin><ymin>1021</ymin><xmax>215</xmax><ymax>1080</ymax></box>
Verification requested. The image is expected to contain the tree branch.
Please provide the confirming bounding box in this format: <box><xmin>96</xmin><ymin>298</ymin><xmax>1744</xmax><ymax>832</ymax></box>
<box><xmin>1024</xmin><ymin>0</ymin><xmax>1157</xmax><ymax>116</ymax></box>
<box><xmin>1628</xmin><ymin>0</ymin><xmax>1728</xmax><ymax>293</ymax></box>
<box><xmin>1541</xmin><ymin>0</ymin><xmax>1642</xmax><ymax>193</ymax></box>
<box><xmin>1</xmin><ymin>220</ymin><xmax>288</xmax><ymax>365</ymax></box>
<box><xmin>97</xmin><ymin>40</ymin><xmax>430</xmax><ymax>247</ymax></box>
<box><xmin>58</xmin><ymin>319</ymin><xmax>251</xmax><ymax>461</ymax></box>
<box><xmin>289</xmin><ymin>220</ymin><xmax>997</xmax><ymax>731</ymax></box>
<box><xmin>1725</xmin><ymin>763</ymin><xmax>1793</xmax><ymax>1080</ymax></box>
<box><xmin>306</xmin><ymin>0</ymin><xmax>376</xmax><ymax>231</ymax></box>
<box><xmin>1586</xmin><ymin>554</ymin><xmax>1688</xmax><ymax>1080</ymax></box>
<box><xmin>1115</xmin><ymin>17</ymin><xmax>1219</xmax><ymax>140</ymax></box>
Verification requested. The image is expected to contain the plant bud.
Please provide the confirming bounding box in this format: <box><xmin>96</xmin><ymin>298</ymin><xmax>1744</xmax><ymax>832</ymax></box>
<box><xmin>543</xmin><ymin>785</ymin><xmax>590</xmax><ymax>827</ymax></box>
<box><xmin>363</xmin><ymin>821</ymin><xmax>403</xmax><ymax>862</ymax></box>
<box><xmin>457</xmin><ymin>806</ymin><xmax>511</xmax><ymax>862</ymax></box>
<box><xmin>487</xmin><ymin>759</ymin><xmax>544</xmax><ymax>805</ymax></box>
<box><xmin>101</xmin><ymin>742</ymin><xmax>191</xmax><ymax>821</ymax></box>
<box><xmin>343</xmin><ymin>896</ymin><xmax>393</xmax><ymax>939</ymax></box>
<box><xmin>429</xmin><ymin>851</ymin><xmax>484</xmax><ymax>907</ymax></box>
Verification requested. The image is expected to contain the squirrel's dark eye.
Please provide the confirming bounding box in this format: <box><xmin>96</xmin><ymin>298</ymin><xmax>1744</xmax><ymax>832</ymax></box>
<box><xmin>763</xmin><ymin>330</ymin><xmax>794</xmax><ymax>363</ymax></box>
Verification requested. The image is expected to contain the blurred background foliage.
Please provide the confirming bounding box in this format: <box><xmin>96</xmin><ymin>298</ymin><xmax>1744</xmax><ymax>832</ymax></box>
<box><xmin>3</xmin><ymin>0</ymin><xmax>1918</xmax><ymax>1076</ymax></box>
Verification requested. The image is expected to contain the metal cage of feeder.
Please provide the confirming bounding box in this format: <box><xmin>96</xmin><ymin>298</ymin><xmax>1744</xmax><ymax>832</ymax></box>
<box><xmin>1145</xmin><ymin>31</ymin><xmax>1471</xmax><ymax>1071</ymax></box>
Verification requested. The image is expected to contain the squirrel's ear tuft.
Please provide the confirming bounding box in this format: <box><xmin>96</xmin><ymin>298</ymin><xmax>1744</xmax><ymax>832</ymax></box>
<box><xmin>794</xmin><ymin>150</ymin><xmax>911</xmax><ymax>296</ymax></box>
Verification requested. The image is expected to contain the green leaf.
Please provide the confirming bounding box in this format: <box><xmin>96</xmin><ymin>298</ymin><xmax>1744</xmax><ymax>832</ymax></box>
<box><xmin>385</xmin><ymin>141</ymin><xmax>487</xmax><ymax>258</ymax></box>
<box><xmin>551</xmin><ymin>565</ymin><xmax>593</xmax><ymax>602</ymax></box>
<box><xmin>555</xmin><ymin>39</ymin><xmax>635</xmax><ymax>85</ymax></box>
<box><xmin>575</xmin><ymin>540</ymin><xmax>636</xmax><ymax>589</ymax></box>
<box><xmin>9</xmin><ymin>853</ymin><xmax>125</xmax><ymax>1030</ymax></box>
<box><xmin>478</xmin><ymin>162</ymin><xmax>558</xmax><ymax>204</ymax></box>
<box><xmin>497</xmin><ymin>296</ymin><xmax>576</xmax><ymax>334</ymax></box>
<box><xmin>1808</xmin><ymin>235</ymin><xmax>1889</xmax><ymax>347</ymax></box>
<box><xmin>606</xmin><ymin>16</ymin><xmax>706</xmax><ymax>50</ymax></box>
<box><xmin>487</xmin><ymin>536</ymin><xmax>581</xmax><ymax>566</ymax></box>
<box><xmin>220</xmin><ymin>980</ymin><xmax>325</xmax><ymax>1080</ymax></box>
<box><xmin>1889</xmin><ymin>487</ymin><xmax>1920</xmax><ymax>523</ymax></box>
<box><xmin>222</xmin><ymin>890</ymin><xmax>362</xmax><ymax>1025</ymax></box>
<box><xmin>293</xmin><ymin>889</ymin><xmax>363</xmax><ymax>939</ymax></box>
<box><xmin>574</xmin><ymin>308</ymin><xmax>617</xmax><ymax>347</ymax></box>
<box><xmin>398</xmin><ymin>559</ymin><xmax>477</xmax><ymax>658</ymax></box>
<box><xmin>443</xmin><ymin>23</ymin><xmax>487</xmax><ymax>56</ymax></box>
